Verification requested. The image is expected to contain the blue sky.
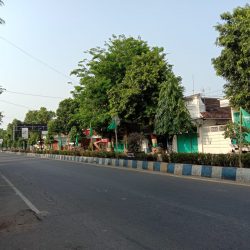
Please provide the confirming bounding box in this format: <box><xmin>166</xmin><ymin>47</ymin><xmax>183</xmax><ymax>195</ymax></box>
<box><xmin>0</xmin><ymin>0</ymin><xmax>248</xmax><ymax>128</ymax></box>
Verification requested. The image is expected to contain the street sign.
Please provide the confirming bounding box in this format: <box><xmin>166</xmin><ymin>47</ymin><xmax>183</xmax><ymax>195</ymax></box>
<box><xmin>21</xmin><ymin>128</ymin><xmax>28</xmax><ymax>139</ymax></box>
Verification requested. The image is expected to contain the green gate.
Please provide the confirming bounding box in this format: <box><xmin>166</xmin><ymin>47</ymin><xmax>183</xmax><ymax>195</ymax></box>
<box><xmin>177</xmin><ymin>133</ymin><xmax>198</xmax><ymax>153</ymax></box>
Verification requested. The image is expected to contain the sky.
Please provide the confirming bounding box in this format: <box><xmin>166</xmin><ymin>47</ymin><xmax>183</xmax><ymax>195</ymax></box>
<box><xmin>0</xmin><ymin>0</ymin><xmax>248</xmax><ymax>129</ymax></box>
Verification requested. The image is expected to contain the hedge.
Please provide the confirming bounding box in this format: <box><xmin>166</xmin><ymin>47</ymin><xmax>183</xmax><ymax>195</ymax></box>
<box><xmin>6</xmin><ymin>149</ymin><xmax>250</xmax><ymax>168</ymax></box>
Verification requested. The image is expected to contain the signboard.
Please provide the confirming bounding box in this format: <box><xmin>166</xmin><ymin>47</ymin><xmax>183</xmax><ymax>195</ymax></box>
<box><xmin>42</xmin><ymin>131</ymin><xmax>48</xmax><ymax>135</ymax></box>
<box><xmin>21</xmin><ymin>128</ymin><xmax>29</xmax><ymax>139</ymax></box>
<box><xmin>0</xmin><ymin>139</ymin><xmax>3</xmax><ymax>144</ymax></box>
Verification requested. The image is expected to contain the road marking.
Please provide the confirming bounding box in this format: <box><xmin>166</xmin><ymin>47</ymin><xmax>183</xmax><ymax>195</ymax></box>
<box><xmin>0</xmin><ymin>173</ymin><xmax>41</xmax><ymax>215</ymax></box>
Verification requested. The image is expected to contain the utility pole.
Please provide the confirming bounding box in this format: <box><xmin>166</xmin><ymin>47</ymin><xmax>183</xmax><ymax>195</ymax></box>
<box><xmin>115</xmin><ymin>125</ymin><xmax>118</xmax><ymax>153</ymax></box>
<box><xmin>12</xmin><ymin>125</ymin><xmax>15</xmax><ymax>141</ymax></box>
<box><xmin>239</xmin><ymin>108</ymin><xmax>243</xmax><ymax>168</ymax></box>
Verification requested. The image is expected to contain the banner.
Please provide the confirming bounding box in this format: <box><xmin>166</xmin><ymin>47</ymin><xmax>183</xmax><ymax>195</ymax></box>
<box><xmin>21</xmin><ymin>128</ymin><xmax>28</xmax><ymax>139</ymax></box>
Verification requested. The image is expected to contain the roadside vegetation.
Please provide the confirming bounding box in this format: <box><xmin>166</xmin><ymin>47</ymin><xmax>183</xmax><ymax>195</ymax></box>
<box><xmin>1</xmin><ymin>5</ymin><xmax>249</xmax><ymax>168</ymax></box>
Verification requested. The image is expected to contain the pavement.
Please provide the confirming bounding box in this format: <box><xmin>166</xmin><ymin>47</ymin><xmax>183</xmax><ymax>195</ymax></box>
<box><xmin>0</xmin><ymin>152</ymin><xmax>250</xmax><ymax>250</ymax></box>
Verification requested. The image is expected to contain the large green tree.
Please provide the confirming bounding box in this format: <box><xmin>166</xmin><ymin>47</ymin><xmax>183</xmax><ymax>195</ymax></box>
<box><xmin>109</xmin><ymin>47</ymin><xmax>170</xmax><ymax>127</ymax></box>
<box><xmin>24</xmin><ymin>107</ymin><xmax>55</xmax><ymax>124</ymax></box>
<box><xmin>71</xmin><ymin>35</ymin><xmax>150</xmax><ymax>131</ymax></box>
<box><xmin>48</xmin><ymin>98</ymin><xmax>79</xmax><ymax>135</ymax></box>
<box><xmin>71</xmin><ymin>35</ymin><xmax>174</xmax><ymax>133</ymax></box>
<box><xmin>155</xmin><ymin>75</ymin><xmax>193</xmax><ymax>141</ymax></box>
<box><xmin>212</xmin><ymin>5</ymin><xmax>250</xmax><ymax>111</ymax></box>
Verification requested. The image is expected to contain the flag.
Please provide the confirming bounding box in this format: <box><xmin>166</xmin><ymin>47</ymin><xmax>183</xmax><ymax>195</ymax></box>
<box><xmin>107</xmin><ymin>119</ymin><xmax>117</xmax><ymax>131</ymax></box>
<box><xmin>75</xmin><ymin>134</ymin><xmax>79</xmax><ymax>146</ymax></box>
<box><xmin>89</xmin><ymin>126</ymin><xmax>93</xmax><ymax>137</ymax></box>
<box><xmin>241</xmin><ymin>108</ymin><xmax>250</xmax><ymax>128</ymax></box>
<box><xmin>241</xmin><ymin>108</ymin><xmax>250</xmax><ymax>143</ymax></box>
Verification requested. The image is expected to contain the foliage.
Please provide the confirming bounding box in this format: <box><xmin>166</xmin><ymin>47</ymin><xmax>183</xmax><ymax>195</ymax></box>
<box><xmin>5</xmin><ymin>119</ymin><xmax>22</xmax><ymax>147</ymax></box>
<box><xmin>0</xmin><ymin>0</ymin><xmax>4</xmax><ymax>24</ymax></box>
<box><xmin>224</xmin><ymin>121</ymin><xmax>250</xmax><ymax>145</ymax></box>
<box><xmin>71</xmin><ymin>35</ymin><xmax>175</xmax><ymax>133</ymax></box>
<box><xmin>169</xmin><ymin>152</ymin><xmax>240</xmax><ymax>167</ymax></box>
<box><xmin>155</xmin><ymin>75</ymin><xmax>193</xmax><ymax>138</ymax></box>
<box><xmin>127</xmin><ymin>132</ymin><xmax>144</xmax><ymax>153</ymax></box>
<box><xmin>69</xmin><ymin>126</ymin><xmax>78</xmax><ymax>143</ymax></box>
<box><xmin>109</xmin><ymin>47</ymin><xmax>170</xmax><ymax>127</ymax></box>
<box><xmin>212</xmin><ymin>5</ymin><xmax>250</xmax><ymax>111</ymax></box>
<box><xmin>24</xmin><ymin>107</ymin><xmax>55</xmax><ymax>124</ymax></box>
<box><xmin>9</xmin><ymin>148</ymin><xmax>250</xmax><ymax>168</ymax></box>
<box><xmin>49</xmin><ymin>98</ymin><xmax>79</xmax><ymax>135</ymax></box>
<box><xmin>28</xmin><ymin>132</ymin><xmax>39</xmax><ymax>146</ymax></box>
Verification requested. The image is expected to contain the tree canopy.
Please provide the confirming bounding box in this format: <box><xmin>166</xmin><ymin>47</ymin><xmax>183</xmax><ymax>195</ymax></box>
<box><xmin>155</xmin><ymin>75</ymin><xmax>193</xmax><ymax>138</ymax></box>
<box><xmin>71</xmin><ymin>35</ymin><xmax>177</xmax><ymax>133</ymax></box>
<box><xmin>212</xmin><ymin>5</ymin><xmax>250</xmax><ymax>111</ymax></box>
<box><xmin>48</xmin><ymin>98</ymin><xmax>79</xmax><ymax>135</ymax></box>
<box><xmin>24</xmin><ymin>107</ymin><xmax>55</xmax><ymax>124</ymax></box>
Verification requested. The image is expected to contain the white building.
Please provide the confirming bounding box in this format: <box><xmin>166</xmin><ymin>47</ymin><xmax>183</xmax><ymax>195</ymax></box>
<box><xmin>173</xmin><ymin>94</ymin><xmax>232</xmax><ymax>154</ymax></box>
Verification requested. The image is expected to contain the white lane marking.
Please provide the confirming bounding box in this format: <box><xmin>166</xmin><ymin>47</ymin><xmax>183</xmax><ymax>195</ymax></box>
<box><xmin>0</xmin><ymin>173</ymin><xmax>41</xmax><ymax>215</ymax></box>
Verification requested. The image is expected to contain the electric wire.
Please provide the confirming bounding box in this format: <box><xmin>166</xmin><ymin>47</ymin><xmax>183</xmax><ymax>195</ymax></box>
<box><xmin>0</xmin><ymin>35</ymin><xmax>77</xmax><ymax>83</ymax></box>
<box><xmin>0</xmin><ymin>99</ymin><xmax>30</xmax><ymax>109</ymax></box>
<box><xmin>4</xmin><ymin>90</ymin><xmax>63</xmax><ymax>99</ymax></box>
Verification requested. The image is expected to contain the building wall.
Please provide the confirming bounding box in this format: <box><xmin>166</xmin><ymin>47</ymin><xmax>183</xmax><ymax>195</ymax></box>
<box><xmin>200</xmin><ymin>125</ymin><xmax>231</xmax><ymax>154</ymax></box>
<box><xmin>185</xmin><ymin>94</ymin><xmax>205</xmax><ymax>119</ymax></box>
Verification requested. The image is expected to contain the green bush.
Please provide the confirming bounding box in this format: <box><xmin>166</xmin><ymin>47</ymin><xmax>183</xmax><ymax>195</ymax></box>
<box><xmin>8</xmin><ymin>148</ymin><xmax>250</xmax><ymax>168</ymax></box>
<box><xmin>242</xmin><ymin>153</ymin><xmax>250</xmax><ymax>168</ymax></box>
<box><xmin>167</xmin><ymin>152</ymin><xmax>242</xmax><ymax>167</ymax></box>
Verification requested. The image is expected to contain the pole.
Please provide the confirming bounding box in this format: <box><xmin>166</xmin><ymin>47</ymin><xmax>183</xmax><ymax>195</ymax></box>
<box><xmin>239</xmin><ymin>108</ymin><xmax>242</xmax><ymax>168</ymax></box>
<box><xmin>13</xmin><ymin>125</ymin><xmax>15</xmax><ymax>141</ymax></box>
<box><xmin>115</xmin><ymin>126</ymin><xmax>118</xmax><ymax>153</ymax></box>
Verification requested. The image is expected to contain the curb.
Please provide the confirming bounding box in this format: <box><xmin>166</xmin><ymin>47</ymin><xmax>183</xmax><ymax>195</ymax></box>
<box><xmin>5</xmin><ymin>151</ymin><xmax>250</xmax><ymax>184</ymax></box>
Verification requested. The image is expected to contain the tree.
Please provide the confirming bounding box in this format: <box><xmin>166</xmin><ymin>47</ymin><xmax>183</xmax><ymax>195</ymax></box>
<box><xmin>24</xmin><ymin>107</ymin><xmax>55</xmax><ymax>124</ymax></box>
<box><xmin>109</xmin><ymin>47</ymin><xmax>170</xmax><ymax>128</ymax></box>
<box><xmin>49</xmin><ymin>98</ymin><xmax>79</xmax><ymax>135</ymax></box>
<box><xmin>155</xmin><ymin>75</ymin><xmax>193</xmax><ymax>143</ymax></box>
<box><xmin>224</xmin><ymin>121</ymin><xmax>250</xmax><ymax>146</ymax></box>
<box><xmin>71</xmin><ymin>35</ymin><xmax>151</xmax><ymax>131</ymax></box>
<box><xmin>71</xmin><ymin>35</ymin><xmax>173</xmax><ymax>133</ymax></box>
<box><xmin>69</xmin><ymin>126</ymin><xmax>78</xmax><ymax>145</ymax></box>
<box><xmin>28</xmin><ymin>132</ymin><xmax>40</xmax><ymax>146</ymax></box>
<box><xmin>5</xmin><ymin>119</ymin><xmax>23</xmax><ymax>148</ymax></box>
<box><xmin>212</xmin><ymin>5</ymin><xmax>250</xmax><ymax>111</ymax></box>
<box><xmin>0</xmin><ymin>128</ymin><xmax>7</xmax><ymax>148</ymax></box>
<box><xmin>0</xmin><ymin>0</ymin><xmax>4</xmax><ymax>24</ymax></box>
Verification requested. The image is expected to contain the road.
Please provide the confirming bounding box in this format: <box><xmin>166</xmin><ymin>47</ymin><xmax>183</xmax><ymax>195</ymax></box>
<box><xmin>0</xmin><ymin>152</ymin><xmax>250</xmax><ymax>250</ymax></box>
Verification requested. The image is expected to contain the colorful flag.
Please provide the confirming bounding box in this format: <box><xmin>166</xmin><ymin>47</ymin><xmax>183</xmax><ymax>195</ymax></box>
<box><xmin>241</xmin><ymin>108</ymin><xmax>250</xmax><ymax>143</ymax></box>
<box><xmin>75</xmin><ymin>133</ymin><xmax>79</xmax><ymax>146</ymax></box>
<box><xmin>107</xmin><ymin>119</ymin><xmax>117</xmax><ymax>131</ymax></box>
<box><xmin>89</xmin><ymin>126</ymin><xmax>93</xmax><ymax>137</ymax></box>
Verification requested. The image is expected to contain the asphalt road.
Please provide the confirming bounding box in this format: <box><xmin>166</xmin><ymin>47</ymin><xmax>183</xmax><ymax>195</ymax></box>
<box><xmin>0</xmin><ymin>152</ymin><xmax>250</xmax><ymax>250</ymax></box>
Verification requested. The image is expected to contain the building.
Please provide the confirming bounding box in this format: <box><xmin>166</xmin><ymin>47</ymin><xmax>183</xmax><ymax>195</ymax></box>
<box><xmin>173</xmin><ymin>94</ymin><xmax>232</xmax><ymax>154</ymax></box>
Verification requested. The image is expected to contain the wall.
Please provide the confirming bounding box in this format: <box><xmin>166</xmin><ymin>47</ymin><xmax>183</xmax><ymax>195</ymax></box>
<box><xmin>200</xmin><ymin>125</ymin><xmax>231</xmax><ymax>154</ymax></box>
<box><xmin>185</xmin><ymin>94</ymin><xmax>205</xmax><ymax>119</ymax></box>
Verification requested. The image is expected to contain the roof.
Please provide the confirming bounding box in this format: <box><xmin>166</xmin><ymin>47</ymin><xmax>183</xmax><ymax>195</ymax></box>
<box><xmin>184</xmin><ymin>94</ymin><xmax>232</xmax><ymax>120</ymax></box>
<box><xmin>201</xmin><ymin>107</ymin><xmax>232</xmax><ymax>119</ymax></box>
